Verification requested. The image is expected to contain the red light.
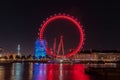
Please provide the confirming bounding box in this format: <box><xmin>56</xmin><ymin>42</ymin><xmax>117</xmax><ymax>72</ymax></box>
<box><xmin>40</xmin><ymin>14</ymin><xmax>84</xmax><ymax>58</ymax></box>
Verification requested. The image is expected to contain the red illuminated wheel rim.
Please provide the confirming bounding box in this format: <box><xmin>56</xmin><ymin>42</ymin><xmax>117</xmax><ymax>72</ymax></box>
<box><xmin>40</xmin><ymin>13</ymin><xmax>84</xmax><ymax>58</ymax></box>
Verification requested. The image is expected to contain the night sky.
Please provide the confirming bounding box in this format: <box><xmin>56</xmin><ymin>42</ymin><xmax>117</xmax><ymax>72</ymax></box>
<box><xmin>0</xmin><ymin>0</ymin><xmax>120</xmax><ymax>55</ymax></box>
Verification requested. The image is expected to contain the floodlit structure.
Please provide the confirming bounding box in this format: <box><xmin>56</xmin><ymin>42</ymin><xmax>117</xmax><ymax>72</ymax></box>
<box><xmin>17</xmin><ymin>44</ymin><xmax>21</xmax><ymax>55</ymax></box>
<box><xmin>35</xmin><ymin>39</ymin><xmax>46</xmax><ymax>59</ymax></box>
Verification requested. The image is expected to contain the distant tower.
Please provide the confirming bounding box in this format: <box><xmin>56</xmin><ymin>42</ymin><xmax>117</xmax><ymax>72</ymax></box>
<box><xmin>17</xmin><ymin>44</ymin><xmax>20</xmax><ymax>55</ymax></box>
<box><xmin>35</xmin><ymin>38</ymin><xmax>46</xmax><ymax>59</ymax></box>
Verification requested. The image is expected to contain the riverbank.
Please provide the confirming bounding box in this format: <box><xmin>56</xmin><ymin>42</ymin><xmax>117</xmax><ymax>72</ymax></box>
<box><xmin>0</xmin><ymin>59</ymin><xmax>120</xmax><ymax>64</ymax></box>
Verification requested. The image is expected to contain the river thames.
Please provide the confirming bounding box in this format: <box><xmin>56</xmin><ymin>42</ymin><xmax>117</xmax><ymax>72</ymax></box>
<box><xmin>0</xmin><ymin>63</ymin><xmax>120</xmax><ymax>80</ymax></box>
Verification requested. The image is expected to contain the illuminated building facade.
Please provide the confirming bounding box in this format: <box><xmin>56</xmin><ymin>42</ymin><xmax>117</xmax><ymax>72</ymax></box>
<box><xmin>35</xmin><ymin>39</ymin><xmax>46</xmax><ymax>59</ymax></box>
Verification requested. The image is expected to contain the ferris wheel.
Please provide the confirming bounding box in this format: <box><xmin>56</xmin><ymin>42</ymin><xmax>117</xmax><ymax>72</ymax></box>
<box><xmin>39</xmin><ymin>13</ymin><xmax>85</xmax><ymax>58</ymax></box>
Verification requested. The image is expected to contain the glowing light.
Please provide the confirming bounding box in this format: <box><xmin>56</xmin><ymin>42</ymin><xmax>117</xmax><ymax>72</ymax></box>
<box><xmin>14</xmin><ymin>63</ymin><xmax>24</xmax><ymax>80</ymax></box>
<box><xmin>72</xmin><ymin>64</ymin><xmax>90</xmax><ymax>80</ymax></box>
<box><xmin>35</xmin><ymin>39</ymin><xmax>46</xmax><ymax>59</ymax></box>
<box><xmin>40</xmin><ymin>14</ymin><xmax>84</xmax><ymax>58</ymax></box>
<box><xmin>33</xmin><ymin>63</ymin><xmax>47</xmax><ymax>80</ymax></box>
<box><xmin>47</xmin><ymin>64</ymin><xmax>90</xmax><ymax>80</ymax></box>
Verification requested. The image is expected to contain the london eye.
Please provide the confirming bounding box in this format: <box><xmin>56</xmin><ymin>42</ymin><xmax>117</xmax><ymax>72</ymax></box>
<box><xmin>39</xmin><ymin>13</ymin><xmax>85</xmax><ymax>58</ymax></box>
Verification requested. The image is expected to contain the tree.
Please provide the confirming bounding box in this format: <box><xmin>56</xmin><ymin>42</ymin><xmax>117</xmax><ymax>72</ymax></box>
<box><xmin>21</xmin><ymin>55</ymin><xmax>26</xmax><ymax>59</ymax></box>
<box><xmin>4</xmin><ymin>56</ymin><xmax>8</xmax><ymax>59</ymax></box>
<box><xmin>46</xmin><ymin>54</ymin><xmax>51</xmax><ymax>58</ymax></box>
<box><xmin>27</xmin><ymin>54</ymin><xmax>32</xmax><ymax>59</ymax></box>
<box><xmin>15</xmin><ymin>55</ymin><xmax>21</xmax><ymax>59</ymax></box>
<box><xmin>9</xmin><ymin>55</ymin><xmax>13</xmax><ymax>60</ymax></box>
<box><xmin>32</xmin><ymin>56</ymin><xmax>35</xmax><ymax>59</ymax></box>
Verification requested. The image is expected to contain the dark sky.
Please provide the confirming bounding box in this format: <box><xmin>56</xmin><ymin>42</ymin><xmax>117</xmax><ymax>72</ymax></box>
<box><xmin>0</xmin><ymin>0</ymin><xmax>120</xmax><ymax>54</ymax></box>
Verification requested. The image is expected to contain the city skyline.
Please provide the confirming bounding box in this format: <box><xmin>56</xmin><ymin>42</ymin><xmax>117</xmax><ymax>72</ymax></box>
<box><xmin>0</xmin><ymin>1</ymin><xmax>120</xmax><ymax>54</ymax></box>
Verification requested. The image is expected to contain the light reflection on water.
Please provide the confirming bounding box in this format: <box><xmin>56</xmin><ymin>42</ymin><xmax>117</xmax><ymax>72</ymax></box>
<box><xmin>46</xmin><ymin>63</ymin><xmax>90</xmax><ymax>80</ymax></box>
<box><xmin>84</xmin><ymin>63</ymin><xmax>117</xmax><ymax>68</ymax></box>
<box><xmin>0</xmin><ymin>66</ymin><xmax>5</xmax><ymax>79</ymax></box>
<box><xmin>13</xmin><ymin>63</ymin><xmax>24</xmax><ymax>80</ymax></box>
<box><xmin>0</xmin><ymin>63</ymin><xmax>118</xmax><ymax>80</ymax></box>
<box><xmin>33</xmin><ymin>63</ymin><xmax>47</xmax><ymax>80</ymax></box>
<box><xmin>33</xmin><ymin>63</ymin><xmax>90</xmax><ymax>80</ymax></box>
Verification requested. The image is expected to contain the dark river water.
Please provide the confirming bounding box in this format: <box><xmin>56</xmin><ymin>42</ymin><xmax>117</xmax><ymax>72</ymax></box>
<box><xmin>0</xmin><ymin>63</ymin><xmax>120</xmax><ymax>80</ymax></box>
